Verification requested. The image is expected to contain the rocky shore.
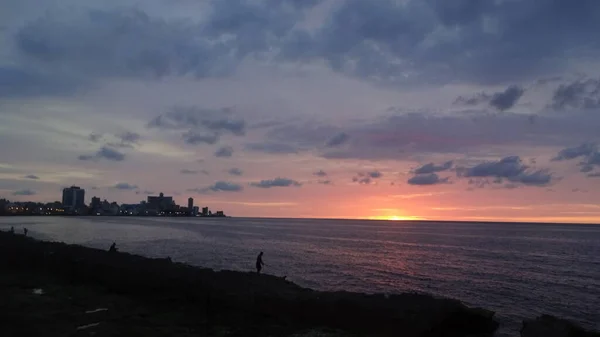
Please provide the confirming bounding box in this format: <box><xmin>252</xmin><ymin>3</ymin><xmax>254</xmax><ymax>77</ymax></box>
<box><xmin>0</xmin><ymin>231</ymin><xmax>597</xmax><ymax>337</ymax></box>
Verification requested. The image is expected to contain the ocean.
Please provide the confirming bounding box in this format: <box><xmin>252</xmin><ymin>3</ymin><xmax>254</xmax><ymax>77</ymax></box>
<box><xmin>1</xmin><ymin>216</ymin><xmax>599</xmax><ymax>336</ymax></box>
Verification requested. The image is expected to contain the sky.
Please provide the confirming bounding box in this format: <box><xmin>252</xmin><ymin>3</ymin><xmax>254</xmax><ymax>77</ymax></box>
<box><xmin>1</xmin><ymin>0</ymin><xmax>600</xmax><ymax>223</ymax></box>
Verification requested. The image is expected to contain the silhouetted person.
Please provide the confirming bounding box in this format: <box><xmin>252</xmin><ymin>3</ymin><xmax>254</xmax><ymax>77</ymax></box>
<box><xmin>23</xmin><ymin>228</ymin><xmax>28</xmax><ymax>236</ymax></box>
<box><xmin>256</xmin><ymin>252</ymin><xmax>264</xmax><ymax>274</ymax></box>
<box><xmin>109</xmin><ymin>242</ymin><xmax>118</xmax><ymax>253</ymax></box>
<box><xmin>9</xmin><ymin>226</ymin><xmax>14</xmax><ymax>234</ymax></box>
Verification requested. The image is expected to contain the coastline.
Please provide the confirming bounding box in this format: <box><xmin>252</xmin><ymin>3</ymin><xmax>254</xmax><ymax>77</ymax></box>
<box><xmin>1</xmin><ymin>231</ymin><xmax>597</xmax><ymax>337</ymax></box>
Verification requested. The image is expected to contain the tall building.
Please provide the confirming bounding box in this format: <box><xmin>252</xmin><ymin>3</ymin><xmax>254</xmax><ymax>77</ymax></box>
<box><xmin>147</xmin><ymin>192</ymin><xmax>174</xmax><ymax>211</ymax></box>
<box><xmin>202</xmin><ymin>207</ymin><xmax>209</xmax><ymax>217</ymax></box>
<box><xmin>188</xmin><ymin>197</ymin><xmax>194</xmax><ymax>215</ymax></box>
<box><xmin>91</xmin><ymin>196</ymin><xmax>101</xmax><ymax>209</ymax></box>
<box><xmin>62</xmin><ymin>186</ymin><xmax>85</xmax><ymax>209</ymax></box>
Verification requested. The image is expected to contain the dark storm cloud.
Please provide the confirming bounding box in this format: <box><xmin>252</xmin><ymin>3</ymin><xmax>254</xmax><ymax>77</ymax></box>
<box><xmin>414</xmin><ymin>161</ymin><xmax>453</xmax><ymax>174</ymax></box>
<box><xmin>113</xmin><ymin>183</ymin><xmax>138</xmax><ymax>190</ymax></box>
<box><xmin>13</xmin><ymin>189</ymin><xmax>36</xmax><ymax>196</ymax></box>
<box><xmin>454</xmin><ymin>86</ymin><xmax>525</xmax><ymax>111</ymax></box>
<box><xmin>190</xmin><ymin>181</ymin><xmax>243</xmax><ymax>193</ymax></box>
<box><xmin>245</xmin><ymin>142</ymin><xmax>300</xmax><ymax>154</ymax></box>
<box><xmin>459</xmin><ymin>156</ymin><xmax>553</xmax><ymax>187</ymax></box>
<box><xmin>549</xmin><ymin>78</ymin><xmax>600</xmax><ymax>111</ymax></box>
<box><xmin>24</xmin><ymin>175</ymin><xmax>39</xmax><ymax>180</ymax></box>
<box><xmin>250</xmin><ymin>178</ymin><xmax>301</xmax><ymax>188</ymax></box>
<box><xmin>78</xmin><ymin>146</ymin><xmax>126</xmax><ymax>162</ymax></box>
<box><xmin>407</xmin><ymin>173</ymin><xmax>449</xmax><ymax>186</ymax></box>
<box><xmin>313</xmin><ymin>170</ymin><xmax>327</xmax><ymax>177</ymax></box>
<box><xmin>227</xmin><ymin>168</ymin><xmax>243</xmax><ymax>176</ymax></box>
<box><xmin>325</xmin><ymin>132</ymin><xmax>349</xmax><ymax>147</ymax></box>
<box><xmin>6</xmin><ymin>0</ymin><xmax>600</xmax><ymax>93</ymax></box>
<box><xmin>214</xmin><ymin>146</ymin><xmax>234</xmax><ymax>158</ymax></box>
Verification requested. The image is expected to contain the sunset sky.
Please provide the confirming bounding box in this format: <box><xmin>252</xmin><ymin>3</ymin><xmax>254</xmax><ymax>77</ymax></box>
<box><xmin>2</xmin><ymin>0</ymin><xmax>600</xmax><ymax>223</ymax></box>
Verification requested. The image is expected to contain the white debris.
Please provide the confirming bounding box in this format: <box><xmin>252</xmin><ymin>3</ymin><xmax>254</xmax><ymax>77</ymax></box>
<box><xmin>76</xmin><ymin>323</ymin><xmax>100</xmax><ymax>330</ymax></box>
<box><xmin>85</xmin><ymin>308</ymin><xmax>108</xmax><ymax>314</ymax></box>
<box><xmin>32</xmin><ymin>288</ymin><xmax>44</xmax><ymax>295</ymax></box>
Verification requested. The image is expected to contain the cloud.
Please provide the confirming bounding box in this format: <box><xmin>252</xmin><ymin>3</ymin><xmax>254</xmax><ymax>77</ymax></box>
<box><xmin>113</xmin><ymin>183</ymin><xmax>138</xmax><ymax>190</ymax></box>
<box><xmin>182</xmin><ymin>131</ymin><xmax>219</xmax><ymax>145</ymax></box>
<box><xmin>227</xmin><ymin>168</ymin><xmax>243</xmax><ymax>176</ymax></box>
<box><xmin>180</xmin><ymin>169</ymin><xmax>198</xmax><ymax>175</ymax></box>
<box><xmin>245</xmin><ymin>142</ymin><xmax>299</xmax><ymax>154</ymax></box>
<box><xmin>287</xmin><ymin>0</ymin><xmax>600</xmax><ymax>85</ymax></box>
<box><xmin>78</xmin><ymin>147</ymin><xmax>126</xmax><ymax>162</ymax></box>
<box><xmin>414</xmin><ymin>161</ymin><xmax>453</xmax><ymax>174</ymax></box>
<box><xmin>459</xmin><ymin>156</ymin><xmax>553</xmax><ymax>187</ymax></box>
<box><xmin>552</xmin><ymin>143</ymin><xmax>597</xmax><ymax>161</ymax></box>
<box><xmin>191</xmin><ymin>181</ymin><xmax>243</xmax><ymax>193</ymax></box>
<box><xmin>455</xmin><ymin>86</ymin><xmax>524</xmax><ymax>111</ymax></box>
<box><xmin>588</xmin><ymin>173</ymin><xmax>600</xmax><ymax>178</ymax></box>
<box><xmin>149</xmin><ymin>106</ymin><xmax>245</xmax><ymax>146</ymax></box>
<box><xmin>550</xmin><ymin>78</ymin><xmax>600</xmax><ymax>111</ymax></box>
<box><xmin>13</xmin><ymin>189</ymin><xmax>36</xmax><ymax>196</ymax></box>
<box><xmin>214</xmin><ymin>146</ymin><xmax>234</xmax><ymax>158</ymax></box>
<box><xmin>352</xmin><ymin>171</ymin><xmax>383</xmax><ymax>185</ymax></box>
<box><xmin>0</xmin><ymin>65</ymin><xmax>81</xmax><ymax>98</ymax></box>
<box><xmin>88</xmin><ymin>133</ymin><xmax>103</xmax><ymax>142</ymax></box>
<box><xmin>489</xmin><ymin>86</ymin><xmax>525</xmax><ymax>111</ymax></box>
<box><xmin>318</xmin><ymin>180</ymin><xmax>332</xmax><ymax>185</ymax></box>
<box><xmin>313</xmin><ymin>170</ymin><xmax>327</xmax><ymax>177</ymax></box>
<box><xmin>106</xmin><ymin>131</ymin><xmax>141</xmax><ymax>148</ymax></box>
<box><xmin>250</xmin><ymin>178</ymin><xmax>302</xmax><ymax>188</ymax></box>
<box><xmin>24</xmin><ymin>175</ymin><xmax>39</xmax><ymax>180</ymax></box>
<box><xmin>408</xmin><ymin>173</ymin><xmax>449</xmax><ymax>186</ymax></box>
<box><xmin>325</xmin><ymin>132</ymin><xmax>349</xmax><ymax>147</ymax></box>
<box><xmin>136</xmin><ymin>190</ymin><xmax>155</xmax><ymax>195</ymax></box>
<box><xmin>274</xmin><ymin>111</ymin><xmax>600</xmax><ymax>162</ymax></box>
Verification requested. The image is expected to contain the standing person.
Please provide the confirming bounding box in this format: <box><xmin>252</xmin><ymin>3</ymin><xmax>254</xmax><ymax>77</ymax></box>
<box><xmin>23</xmin><ymin>228</ymin><xmax>28</xmax><ymax>236</ymax></box>
<box><xmin>255</xmin><ymin>252</ymin><xmax>264</xmax><ymax>274</ymax></box>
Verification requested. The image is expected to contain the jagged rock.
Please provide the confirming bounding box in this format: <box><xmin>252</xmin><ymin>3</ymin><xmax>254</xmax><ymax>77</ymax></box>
<box><xmin>521</xmin><ymin>315</ymin><xmax>600</xmax><ymax>337</ymax></box>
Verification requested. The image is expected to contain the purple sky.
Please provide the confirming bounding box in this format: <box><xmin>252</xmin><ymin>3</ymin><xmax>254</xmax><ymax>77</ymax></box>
<box><xmin>2</xmin><ymin>0</ymin><xmax>600</xmax><ymax>222</ymax></box>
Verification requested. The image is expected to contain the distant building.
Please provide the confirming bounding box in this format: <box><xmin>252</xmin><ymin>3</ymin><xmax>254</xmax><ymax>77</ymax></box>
<box><xmin>91</xmin><ymin>196</ymin><xmax>101</xmax><ymax>209</ymax></box>
<box><xmin>188</xmin><ymin>198</ymin><xmax>194</xmax><ymax>215</ymax></box>
<box><xmin>147</xmin><ymin>192</ymin><xmax>174</xmax><ymax>211</ymax></box>
<box><xmin>192</xmin><ymin>206</ymin><xmax>199</xmax><ymax>216</ymax></box>
<box><xmin>62</xmin><ymin>186</ymin><xmax>85</xmax><ymax>209</ymax></box>
<box><xmin>202</xmin><ymin>207</ymin><xmax>209</xmax><ymax>217</ymax></box>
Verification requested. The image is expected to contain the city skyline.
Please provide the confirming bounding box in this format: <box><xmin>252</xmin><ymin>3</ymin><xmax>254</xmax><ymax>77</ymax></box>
<box><xmin>2</xmin><ymin>0</ymin><xmax>600</xmax><ymax>223</ymax></box>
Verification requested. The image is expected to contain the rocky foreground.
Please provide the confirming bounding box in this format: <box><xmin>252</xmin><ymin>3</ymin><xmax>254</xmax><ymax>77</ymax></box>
<box><xmin>0</xmin><ymin>231</ymin><xmax>597</xmax><ymax>337</ymax></box>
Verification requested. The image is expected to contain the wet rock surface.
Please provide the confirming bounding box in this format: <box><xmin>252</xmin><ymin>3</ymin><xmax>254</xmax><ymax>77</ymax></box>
<box><xmin>0</xmin><ymin>231</ymin><xmax>500</xmax><ymax>336</ymax></box>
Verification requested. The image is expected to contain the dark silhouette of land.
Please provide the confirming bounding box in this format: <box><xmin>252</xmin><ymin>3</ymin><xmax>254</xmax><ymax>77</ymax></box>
<box><xmin>1</xmin><ymin>231</ymin><xmax>597</xmax><ymax>337</ymax></box>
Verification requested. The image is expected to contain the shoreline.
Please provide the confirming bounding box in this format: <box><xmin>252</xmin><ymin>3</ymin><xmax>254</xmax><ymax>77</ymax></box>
<box><xmin>1</xmin><ymin>231</ymin><xmax>598</xmax><ymax>337</ymax></box>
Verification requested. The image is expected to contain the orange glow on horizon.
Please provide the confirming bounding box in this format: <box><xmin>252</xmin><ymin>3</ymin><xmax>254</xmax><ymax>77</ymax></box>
<box><xmin>367</xmin><ymin>215</ymin><xmax>426</xmax><ymax>221</ymax></box>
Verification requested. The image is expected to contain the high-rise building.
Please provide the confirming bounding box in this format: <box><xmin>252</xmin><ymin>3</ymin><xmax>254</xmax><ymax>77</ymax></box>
<box><xmin>62</xmin><ymin>186</ymin><xmax>85</xmax><ymax>209</ymax></box>
<box><xmin>91</xmin><ymin>196</ymin><xmax>101</xmax><ymax>209</ymax></box>
<box><xmin>187</xmin><ymin>197</ymin><xmax>194</xmax><ymax>215</ymax></box>
<box><xmin>147</xmin><ymin>192</ymin><xmax>173</xmax><ymax>211</ymax></box>
<box><xmin>202</xmin><ymin>207</ymin><xmax>209</xmax><ymax>217</ymax></box>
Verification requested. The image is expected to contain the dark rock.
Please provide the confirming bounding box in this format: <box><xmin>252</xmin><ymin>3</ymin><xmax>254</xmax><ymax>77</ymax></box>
<box><xmin>0</xmin><ymin>231</ymin><xmax>499</xmax><ymax>336</ymax></box>
<box><xmin>521</xmin><ymin>315</ymin><xmax>600</xmax><ymax>337</ymax></box>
